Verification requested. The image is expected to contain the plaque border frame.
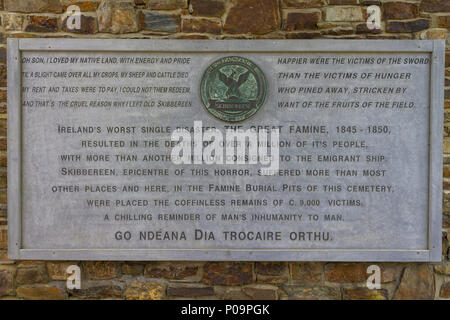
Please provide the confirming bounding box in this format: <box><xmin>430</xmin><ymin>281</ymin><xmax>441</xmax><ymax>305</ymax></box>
<box><xmin>7</xmin><ymin>39</ymin><xmax>444</xmax><ymax>262</ymax></box>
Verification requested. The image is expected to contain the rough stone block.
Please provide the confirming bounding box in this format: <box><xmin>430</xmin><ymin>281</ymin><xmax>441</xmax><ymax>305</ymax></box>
<box><xmin>0</xmin><ymin>226</ymin><xmax>6</xmax><ymax>250</ymax></box>
<box><xmin>16</xmin><ymin>285</ymin><xmax>66</xmax><ymax>300</ymax></box>
<box><xmin>440</xmin><ymin>282</ymin><xmax>450</xmax><ymax>298</ymax></box>
<box><xmin>144</xmin><ymin>262</ymin><xmax>199</xmax><ymax>280</ymax></box>
<box><xmin>3</xmin><ymin>14</ymin><xmax>24</xmax><ymax>31</ymax></box>
<box><xmin>242</xmin><ymin>285</ymin><xmax>278</xmax><ymax>300</ymax></box>
<box><xmin>324</xmin><ymin>7</ymin><xmax>365</xmax><ymax>22</ymax></box>
<box><xmin>393</xmin><ymin>265</ymin><xmax>434</xmax><ymax>300</ymax></box>
<box><xmin>203</xmin><ymin>262</ymin><xmax>253</xmax><ymax>286</ymax></box>
<box><xmin>324</xmin><ymin>263</ymin><xmax>367</xmax><ymax>283</ymax></box>
<box><xmin>83</xmin><ymin>261</ymin><xmax>120</xmax><ymax>280</ymax></box>
<box><xmin>386</xmin><ymin>19</ymin><xmax>430</xmax><ymax>33</ymax></box>
<box><xmin>189</xmin><ymin>0</ymin><xmax>225</xmax><ymax>17</ymax></box>
<box><xmin>69</xmin><ymin>283</ymin><xmax>123</xmax><ymax>299</ymax></box>
<box><xmin>182</xmin><ymin>18</ymin><xmax>221</xmax><ymax>34</ymax></box>
<box><xmin>291</xmin><ymin>262</ymin><xmax>323</xmax><ymax>282</ymax></box>
<box><xmin>62</xmin><ymin>1</ymin><xmax>100</xmax><ymax>12</ymax></box>
<box><xmin>167</xmin><ymin>284</ymin><xmax>214</xmax><ymax>297</ymax></box>
<box><xmin>16</xmin><ymin>264</ymin><xmax>48</xmax><ymax>284</ymax></box>
<box><xmin>283</xmin><ymin>11</ymin><xmax>321</xmax><ymax>30</ymax></box>
<box><xmin>434</xmin><ymin>265</ymin><xmax>450</xmax><ymax>275</ymax></box>
<box><xmin>383</xmin><ymin>2</ymin><xmax>418</xmax><ymax>20</ymax></box>
<box><xmin>435</xmin><ymin>15</ymin><xmax>450</xmax><ymax>28</ymax></box>
<box><xmin>124</xmin><ymin>281</ymin><xmax>165</xmax><ymax>300</ymax></box>
<box><xmin>24</xmin><ymin>15</ymin><xmax>58</xmax><ymax>33</ymax></box>
<box><xmin>121</xmin><ymin>263</ymin><xmax>144</xmax><ymax>276</ymax></box>
<box><xmin>140</xmin><ymin>11</ymin><xmax>181</xmax><ymax>33</ymax></box>
<box><xmin>283</xmin><ymin>285</ymin><xmax>341</xmax><ymax>300</ymax></box>
<box><xmin>4</xmin><ymin>0</ymin><xmax>62</xmax><ymax>13</ymax></box>
<box><xmin>0</xmin><ymin>265</ymin><xmax>15</xmax><ymax>296</ymax></box>
<box><xmin>223</xmin><ymin>0</ymin><xmax>279</xmax><ymax>35</ymax></box>
<box><xmin>147</xmin><ymin>0</ymin><xmax>187</xmax><ymax>10</ymax></box>
<box><xmin>255</xmin><ymin>262</ymin><xmax>287</xmax><ymax>276</ymax></box>
<box><xmin>421</xmin><ymin>0</ymin><xmax>450</xmax><ymax>13</ymax></box>
<box><xmin>97</xmin><ymin>0</ymin><xmax>139</xmax><ymax>34</ymax></box>
<box><xmin>282</xmin><ymin>0</ymin><xmax>326</xmax><ymax>8</ymax></box>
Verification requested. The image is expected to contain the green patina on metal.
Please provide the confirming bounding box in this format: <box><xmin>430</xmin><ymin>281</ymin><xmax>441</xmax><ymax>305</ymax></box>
<box><xmin>200</xmin><ymin>56</ymin><xmax>267</xmax><ymax>122</ymax></box>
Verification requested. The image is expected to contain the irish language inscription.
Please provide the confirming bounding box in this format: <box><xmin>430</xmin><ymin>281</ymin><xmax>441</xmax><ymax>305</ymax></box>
<box><xmin>18</xmin><ymin>45</ymin><xmax>434</xmax><ymax>255</ymax></box>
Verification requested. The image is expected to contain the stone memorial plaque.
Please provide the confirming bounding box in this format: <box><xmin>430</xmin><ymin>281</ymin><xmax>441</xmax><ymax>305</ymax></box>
<box><xmin>8</xmin><ymin>39</ymin><xmax>444</xmax><ymax>261</ymax></box>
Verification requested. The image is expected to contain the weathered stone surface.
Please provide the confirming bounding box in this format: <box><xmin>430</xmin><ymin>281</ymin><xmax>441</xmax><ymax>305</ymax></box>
<box><xmin>16</xmin><ymin>264</ymin><xmax>48</xmax><ymax>284</ymax></box>
<box><xmin>282</xmin><ymin>0</ymin><xmax>325</xmax><ymax>8</ymax></box>
<box><xmin>16</xmin><ymin>285</ymin><xmax>66</xmax><ymax>300</ymax></box>
<box><xmin>24</xmin><ymin>15</ymin><xmax>58</xmax><ymax>33</ymax></box>
<box><xmin>393</xmin><ymin>265</ymin><xmax>434</xmax><ymax>300</ymax></box>
<box><xmin>342</xmin><ymin>288</ymin><xmax>388</xmax><ymax>300</ymax></box>
<box><xmin>83</xmin><ymin>262</ymin><xmax>120</xmax><ymax>280</ymax></box>
<box><xmin>386</xmin><ymin>19</ymin><xmax>430</xmax><ymax>33</ymax></box>
<box><xmin>255</xmin><ymin>262</ymin><xmax>287</xmax><ymax>276</ymax></box>
<box><xmin>222</xmin><ymin>288</ymin><xmax>251</xmax><ymax>300</ymax></box>
<box><xmin>283</xmin><ymin>11</ymin><xmax>320</xmax><ymax>30</ymax></box>
<box><xmin>330</xmin><ymin>0</ymin><xmax>358</xmax><ymax>3</ymax></box>
<box><xmin>0</xmin><ymin>226</ymin><xmax>6</xmax><ymax>250</ymax></box>
<box><xmin>435</xmin><ymin>15</ymin><xmax>450</xmax><ymax>28</ymax></box>
<box><xmin>144</xmin><ymin>262</ymin><xmax>198</xmax><ymax>280</ymax></box>
<box><xmin>3</xmin><ymin>14</ymin><xmax>24</xmax><ymax>31</ymax></box>
<box><xmin>242</xmin><ymin>285</ymin><xmax>278</xmax><ymax>300</ymax></box>
<box><xmin>421</xmin><ymin>0</ymin><xmax>450</xmax><ymax>13</ymax></box>
<box><xmin>286</xmin><ymin>31</ymin><xmax>321</xmax><ymax>39</ymax></box>
<box><xmin>440</xmin><ymin>282</ymin><xmax>450</xmax><ymax>298</ymax></box>
<box><xmin>62</xmin><ymin>1</ymin><xmax>100</xmax><ymax>12</ymax></box>
<box><xmin>62</xmin><ymin>14</ymin><xmax>98</xmax><ymax>34</ymax></box>
<box><xmin>0</xmin><ymin>266</ymin><xmax>15</xmax><ymax>296</ymax></box>
<box><xmin>124</xmin><ymin>281</ymin><xmax>165</xmax><ymax>300</ymax></box>
<box><xmin>203</xmin><ymin>262</ymin><xmax>253</xmax><ymax>286</ymax></box>
<box><xmin>182</xmin><ymin>18</ymin><xmax>221</xmax><ymax>34</ymax></box>
<box><xmin>122</xmin><ymin>263</ymin><xmax>144</xmax><ymax>276</ymax></box>
<box><xmin>418</xmin><ymin>28</ymin><xmax>447</xmax><ymax>40</ymax></box>
<box><xmin>324</xmin><ymin>7</ymin><xmax>365</xmax><ymax>22</ymax></box>
<box><xmin>189</xmin><ymin>0</ymin><xmax>225</xmax><ymax>17</ymax></box>
<box><xmin>140</xmin><ymin>11</ymin><xmax>181</xmax><ymax>33</ymax></box>
<box><xmin>147</xmin><ymin>0</ymin><xmax>187</xmax><ymax>10</ymax></box>
<box><xmin>4</xmin><ymin>0</ymin><xmax>62</xmax><ymax>13</ymax></box>
<box><xmin>379</xmin><ymin>264</ymin><xmax>398</xmax><ymax>283</ymax></box>
<box><xmin>325</xmin><ymin>263</ymin><xmax>367</xmax><ymax>283</ymax></box>
<box><xmin>434</xmin><ymin>265</ymin><xmax>450</xmax><ymax>275</ymax></box>
<box><xmin>223</xmin><ymin>0</ymin><xmax>279</xmax><ymax>35</ymax></box>
<box><xmin>283</xmin><ymin>285</ymin><xmax>340</xmax><ymax>300</ymax></box>
<box><xmin>383</xmin><ymin>2</ymin><xmax>418</xmax><ymax>20</ymax></box>
<box><xmin>291</xmin><ymin>263</ymin><xmax>322</xmax><ymax>282</ymax></box>
<box><xmin>97</xmin><ymin>0</ymin><xmax>139</xmax><ymax>34</ymax></box>
<box><xmin>356</xmin><ymin>23</ymin><xmax>381</xmax><ymax>34</ymax></box>
<box><xmin>69</xmin><ymin>283</ymin><xmax>123</xmax><ymax>299</ymax></box>
<box><xmin>321</xmin><ymin>26</ymin><xmax>354</xmax><ymax>36</ymax></box>
<box><xmin>47</xmin><ymin>262</ymin><xmax>77</xmax><ymax>280</ymax></box>
<box><xmin>167</xmin><ymin>284</ymin><xmax>214</xmax><ymax>297</ymax></box>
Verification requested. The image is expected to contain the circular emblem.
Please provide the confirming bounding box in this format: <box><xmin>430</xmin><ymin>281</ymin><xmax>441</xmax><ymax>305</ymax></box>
<box><xmin>200</xmin><ymin>56</ymin><xmax>267</xmax><ymax>123</ymax></box>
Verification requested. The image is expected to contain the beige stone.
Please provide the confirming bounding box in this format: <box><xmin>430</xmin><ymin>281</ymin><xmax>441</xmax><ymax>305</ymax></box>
<box><xmin>324</xmin><ymin>7</ymin><xmax>365</xmax><ymax>22</ymax></box>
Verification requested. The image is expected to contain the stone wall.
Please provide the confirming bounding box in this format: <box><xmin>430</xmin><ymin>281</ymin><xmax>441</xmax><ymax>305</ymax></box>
<box><xmin>0</xmin><ymin>0</ymin><xmax>449</xmax><ymax>300</ymax></box>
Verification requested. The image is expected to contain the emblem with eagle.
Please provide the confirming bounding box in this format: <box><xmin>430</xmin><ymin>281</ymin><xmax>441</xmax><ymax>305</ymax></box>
<box><xmin>200</xmin><ymin>56</ymin><xmax>267</xmax><ymax>123</ymax></box>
